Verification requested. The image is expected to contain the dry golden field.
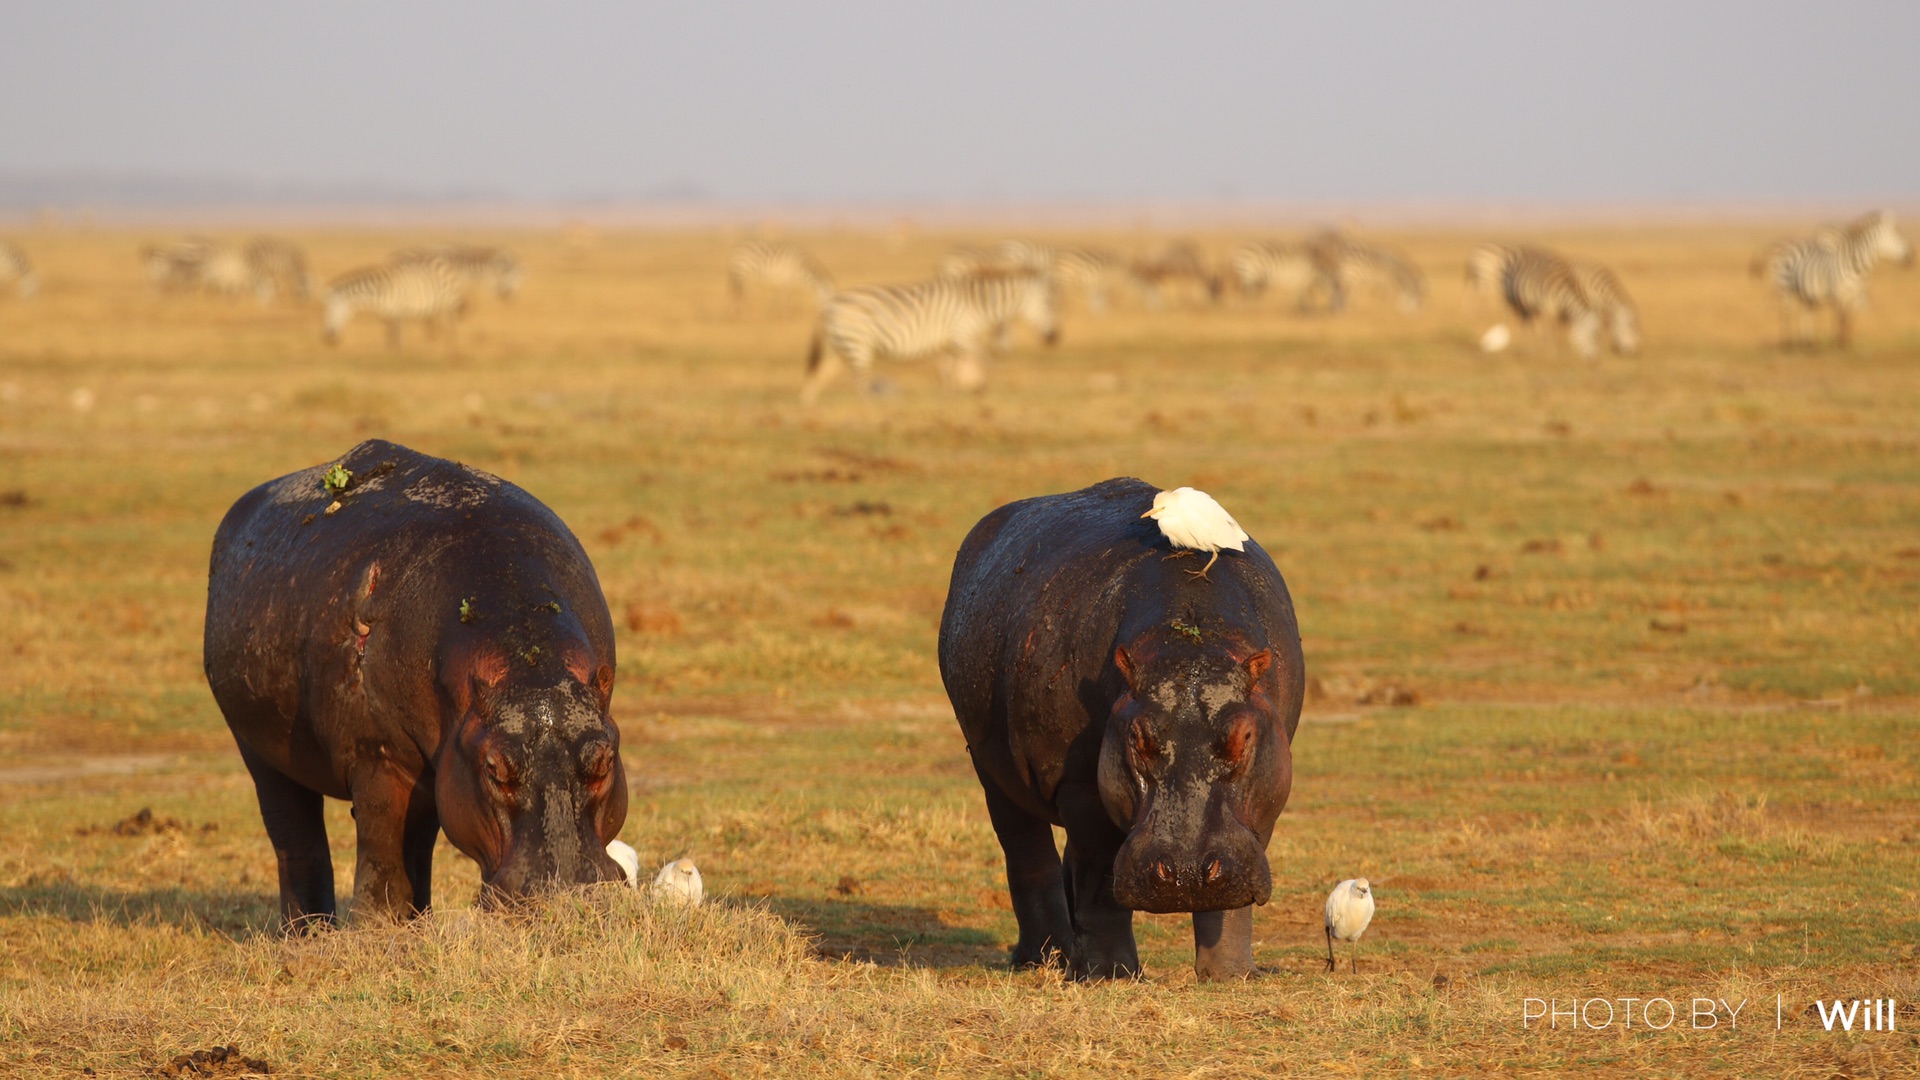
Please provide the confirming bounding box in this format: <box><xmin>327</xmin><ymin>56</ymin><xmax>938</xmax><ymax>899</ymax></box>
<box><xmin>1</xmin><ymin>220</ymin><xmax>1917</xmax><ymax>1077</ymax></box>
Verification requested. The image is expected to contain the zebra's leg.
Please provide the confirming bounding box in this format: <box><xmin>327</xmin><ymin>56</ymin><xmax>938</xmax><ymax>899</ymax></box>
<box><xmin>799</xmin><ymin>336</ymin><xmax>848</xmax><ymax>405</ymax></box>
<box><xmin>1834</xmin><ymin>304</ymin><xmax>1853</xmax><ymax>350</ymax></box>
<box><xmin>950</xmin><ymin>351</ymin><xmax>988</xmax><ymax>394</ymax></box>
<box><xmin>385</xmin><ymin>319</ymin><xmax>402</xmax><ymax>349</ymax></box>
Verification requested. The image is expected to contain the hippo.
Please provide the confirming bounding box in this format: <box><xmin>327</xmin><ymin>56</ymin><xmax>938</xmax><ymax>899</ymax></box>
<box><xmin>204</xmin><ymin>439</ymin><xmax>628</xmax><ymax>929</ymax></box>
<box><xmin>938</xmin><ymin>478</ymin><xmax>1304</xmax><ymax>980</ymax></box>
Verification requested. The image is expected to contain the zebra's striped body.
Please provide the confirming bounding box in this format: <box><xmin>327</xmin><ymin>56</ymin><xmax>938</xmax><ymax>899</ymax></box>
<box><xmin>1228</xmin><ymin>242</ymin><xmax>1324</xmax><ymax>308</ymax></box>
<box><xmin>727</xmin><ymin>240</ymin><xmax>833</xmax><ymax>308</ymax></box>
<box><xmin>392</xmin><ymin>245</ymin><xmax>524</xmax><ymax>300</ymax></box>
<box><xmin>322</xmin><ymin>260</ymin><xmax>470</xmax><ymax>346</ymax></box>
<box><xmin>0</xmin><ymin>241</ymin><xmax>38</xmax><ymax>298</ymax></box>
<box><xmin>802</xmin><ymin>272</ymin><xmax>1059</xmax><ymax>402</ymax></box>
<box><xmin>1313</xmin><ymin>233</ymin><xmax>1423</xmax><ymax>314</ymax></box>
<box><xmin>1130</xmin><ymin>242</ymin><xmax>1222</xmax><ymax>309</ymax></box>
<box><xmin>936</xmin><ymin>246</ymin><xmax>994</xmax><ymax>280</ymax></box>
<box><xmin>1467</xmin><ymin>243</ymin><xmax>1603</xmax><ymax>360</ymax></box>
<box><xmin>1754</xmin><ymin>210</ymin><xmax>1913</xmax><ymax>348</ymax></box>
<box><xmin>246</xmin><ymin>237</ymin><xmax>311</xmax><ymax>300</ymax></box>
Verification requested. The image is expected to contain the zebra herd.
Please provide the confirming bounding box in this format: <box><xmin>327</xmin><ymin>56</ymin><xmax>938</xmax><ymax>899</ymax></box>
<box><xmin>13</xmin><ymin>236</ymin><xmax>525</xmax><ymax>346</ymax></box>
<box><xmin>731</xmin><ymin>208</ymin><xmax>1911</xmax><ymax>401</ymax></box>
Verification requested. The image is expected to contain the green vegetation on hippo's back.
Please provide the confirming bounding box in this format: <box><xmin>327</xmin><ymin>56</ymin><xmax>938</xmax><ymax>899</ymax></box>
<box><xmin>320</xmin><ymin>462</ymin><xmax>352</xmax><ymax>497</ymax></box>
<box><xmin>0</xmin><ymin>223</ymin><xmax>1916</xmax><ymax>1077</ymax></box>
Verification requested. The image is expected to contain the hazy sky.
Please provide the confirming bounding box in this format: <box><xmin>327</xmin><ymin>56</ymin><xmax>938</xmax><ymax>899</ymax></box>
<box><xmin>3</xmin><ymin>2</ymin><xmax>1916</xmax><ymax>203</ymax></box>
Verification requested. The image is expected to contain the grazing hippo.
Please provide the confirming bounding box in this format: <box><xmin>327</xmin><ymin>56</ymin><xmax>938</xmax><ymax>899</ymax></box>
<box><xmin>938</xmin><ymin>478</ymin><xmax>1304</xmax><ymax>981</ymax></box>
<box><xmin>204</xmin><ymin>439</ymin><xmax>628</xmax><ymax>929</ymax></box>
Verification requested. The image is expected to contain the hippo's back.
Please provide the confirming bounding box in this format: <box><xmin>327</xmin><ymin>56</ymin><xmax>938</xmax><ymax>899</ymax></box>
<box><xmin>204</xmin><ymin>439</ymin><xmax>611</xmax><ymax>739</ymax></box>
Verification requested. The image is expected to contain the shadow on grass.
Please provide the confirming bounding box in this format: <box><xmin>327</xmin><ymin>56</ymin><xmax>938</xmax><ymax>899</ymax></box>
<box><xmin>0</xmin><ymin>881</ymin><xmax>279</xmax><ymax>937</ymax></box>
<box><xmin>760</xmin><ymin>895</ymin><xmax>1006</xmax><ymax>969</ymax></box>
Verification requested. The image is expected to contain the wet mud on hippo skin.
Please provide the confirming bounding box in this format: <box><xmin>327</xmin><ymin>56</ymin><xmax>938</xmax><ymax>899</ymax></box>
<box><xmin>938</xmin><ymin>477</ymin><xmax>1304</xmax><ymax>981</ymax></box>
<box><xmin>203</xmin><ymin>439</ymin><xmax>627</xmax><ymax>929</ymax></box>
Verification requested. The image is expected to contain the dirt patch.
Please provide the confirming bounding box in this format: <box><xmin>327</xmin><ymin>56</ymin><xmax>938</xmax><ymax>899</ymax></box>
<box><xmin>78</xmin><ymin>807</ymin><xmax>215</xmax><ymax>837</ymax></box>
<box><xmin>149</xmin><ymin>1046</ymin><xmax>272</xmax><ymax>1076</ymax></box>
<box><xmin>0</xmin><ymin>754</ymin><xmax>182</xmax><ymax>785</ymax></box>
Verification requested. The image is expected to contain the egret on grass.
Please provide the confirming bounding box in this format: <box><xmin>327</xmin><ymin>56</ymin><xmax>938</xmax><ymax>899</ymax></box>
<box><xmin>1324</xmin><ymin>877</ymin><xmax>1375</xmax><ymax>973</ymax></box>
<box><xmin>606</xmin><ymin>840</ymin><xmax>641</xmax><ymax>888</ymax></box>
<box><xmin>1141</xmin><ymin>486</ymin><xmax>1250</xmax><ymax>580</ymax></box>
<box><xmin>652</xmin><ymin>858</ymin><xmax>705</xmax><ymax>906</ymax></box>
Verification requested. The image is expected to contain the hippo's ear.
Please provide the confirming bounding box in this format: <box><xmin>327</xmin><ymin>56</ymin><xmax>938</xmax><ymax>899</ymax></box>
<box><xmin>592</xmin><ymin>664</ymin><xmax>615</xmax><ymax>709</ymax></box>
<box><xmin>1243</xmin><ymin>649</ymin><xmax>1272</xmax><ymax>688</ymax></box>
<box><xmin>1114</xmin><ymin>646</ymin><xmax>1139</xmax><ymax>691</ymax></box>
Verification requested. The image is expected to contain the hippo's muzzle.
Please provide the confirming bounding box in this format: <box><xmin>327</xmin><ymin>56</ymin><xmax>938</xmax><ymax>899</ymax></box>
<box><xmin>1109</xmin><ymin>792</ymin><xmax>1272</xmax><ymax>913</ymax></box>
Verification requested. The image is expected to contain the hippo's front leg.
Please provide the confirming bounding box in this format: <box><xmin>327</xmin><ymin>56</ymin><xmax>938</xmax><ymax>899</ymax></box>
<box><xmin>347</xmin><ymin>760</ymin><xmax>437</xmax><ymax>922</ymax></box>
<box><xmin>1058</xmin><ymin>781</ymin><xmax>1139</xmax><ymax>980</ymax></box>
<box><xmin>1192</xmin><ymin>906</ymin><xmax>1255</xmax><ymax>981</ymax></box>
<box><xmin>974</xmin><ymin>762</ymin><xmax>1073</xmax><ymax>968</ymax></box>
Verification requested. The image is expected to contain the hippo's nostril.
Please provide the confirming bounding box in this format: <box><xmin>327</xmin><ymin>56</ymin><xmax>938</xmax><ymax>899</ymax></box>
<box><xmin>1153</xmin><ymin>860</ymin><xmax>1173</xmax><ymax>883</ymax></box>
<box><xmin>1205</xmin><ymin>858</ymin><xmax>1223</xmax><ymax>884</ymax></box>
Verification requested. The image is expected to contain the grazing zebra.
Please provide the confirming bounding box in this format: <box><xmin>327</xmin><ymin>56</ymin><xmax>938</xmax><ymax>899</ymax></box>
<box><xmin>1466</xmin><ymin>243</ymin><xmax>1602</xmax><ymax>360</ymax></box>
<box><xmin>937</xmin><ymin>241</ymin><xmax>1120</xmax><ymax>311</ymax></box>
<box><xmin>1227</xmin><ymin>242</ymin><xmax>1325</xmax><ymax>309</ymax></box>
<box><xmin>801</xmin><ymin>271</ymin><xmax>1059</xmax><ymax>403</ymax></box>
<box><xmin>1312</xmin><ymin>233</ymin><xmax>1424</xmax><ymax>314</ymax></box>
<box><xmin>1753</xmin><ymin>210</ymin><xmax>1913</xmax><ymax>348</ymax></box>
<box><xmin>245</xmin><ymin>236</ymin><xmax>311</xmax><ymax>300</ymax></box>
<box><xmin>726</xmin><ymin>240</ymin><xmax>834</xmax><ymax>309</ymax></box>
<box><xmin>0</xmin><ymin>241</ymin><xmax>39</xmax><ymax>298</ymax></box>
<box><xmin>321</xmin><ymin>260</ymin><xmax>470</xmax><ymax>346</ymax></box>
<box><xmin>392</xmin><ymin>245</ymin><xmax>524</xmax><ymax>300</ymax></box>
<box><xmin>141</xmin><ymin>239</ymin><xmax>269</xmax><ymax>299</ymax></box>
<box><xmin>1569</xmin><ymin>259</ymin><xmax>1640</xmax><ymax>355</ymax></box>
<box><xmin>1129</xmin><ymin>242</ymin><xmax>1222</xmax><ymax>309</ymax></box>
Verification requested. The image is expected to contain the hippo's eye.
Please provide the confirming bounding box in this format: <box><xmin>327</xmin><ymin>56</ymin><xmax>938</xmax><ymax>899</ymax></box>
<box><xmin>581</xmin><ymin>742</ymin><xmax>614</xmax><ymax>782</ymax></box>
<box><xmin>1130</xmin><ymin>718</ymin><xmax>1160</xmax><ymax>763</ymax></box>
<box><xmin>1219</xmin><ymin>713</ymin><xmax>1258</xmax><ymax>770</ymax></box>
<box><xmin>484</xmin><ymin>750</ymin><xmax>517</xmax><ymax>788</ymax></box>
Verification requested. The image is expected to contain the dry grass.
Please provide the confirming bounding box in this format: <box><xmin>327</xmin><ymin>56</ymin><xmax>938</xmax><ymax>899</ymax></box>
<box><xmin>1</xmin><ymin>221</ymin><xmax>1917</xmax><ymax>1076</ymax></box>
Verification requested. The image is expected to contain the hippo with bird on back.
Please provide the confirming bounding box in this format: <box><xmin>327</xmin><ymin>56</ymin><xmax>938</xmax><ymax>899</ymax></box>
<box><xmin>204</xmin><ymin>439</ymin><xmax>628</xmax><ymax>929</ymax></box>
<box><xmin>939</xmin><ymin>477</ymin><xmax>1304</xmax><ymax>981</ymax></box>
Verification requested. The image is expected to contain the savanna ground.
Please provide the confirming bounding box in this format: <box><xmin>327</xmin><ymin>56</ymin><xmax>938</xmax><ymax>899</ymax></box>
<box><xmin>0</xmin><ymin>219</ymin><xmax>1916</xmax><ymax>1077</ymax></box>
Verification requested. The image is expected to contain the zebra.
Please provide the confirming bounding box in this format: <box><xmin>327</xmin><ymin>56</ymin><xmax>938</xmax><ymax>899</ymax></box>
<box><xmin>391</xmin><ymin>245</ymin><xmax>524</xmax><ymax>300</ymax></box>
<box><xmin>726</xmin><ymin>240</ymin><xmax>834</xmax><ymax>310</ymax></box>
<box><xmin>1129</xmin><ymin>242</ymin><xmax>1223</xmax><ymax>309</ymax></box>
<box><xmin>246</xmin><ymin>236</ymin><xmax>312</xmax><ymax>300</ymax></box>
<box><xmin>0</xmin><ymin>241</ymin><xmax>39</xmax><ymax>298</ymax></box>
<box><xmin>321</xmin><ymin>259</ymin><xmax>471</xmax><ymax>347</ymax></box>
<box><xmin>1466</xmin><ymin>243</ymin><xmax>1602</xmax><ymax>360</ymax></box>
<box><xmin>1569</xmin><ymin>259</ymin><xmax>1640</xmax><ymax>355</ymax></box>
<box><xmin>1312</xmin><ymin>232</ymin><xmax>1424</xmax><ymax>314</ymax></box>
<box><xmin>801</xmin><ymin>271</ymin><xmax>1059</xmax><ymax>403</ymax></box>
<box><xmin>988</xmin><ymin>240</ymin><xmax>1125</xmax><ymax>312</ymax></box>
<box><xmin>1227</xmin><ymin>241</ymin><xmax>1325</xmax><ymax>309</ymax></box>
<box><xmin>936</xmin><ymin>246</ymin><xmax>995</xmax><ymax>280</ymax></box>
<box><xmin>1753</xmin><ymin>210</ymin><xmax>1913</xmax><ymax>348</ymax></box>
<box><xmin>141</xmin><ymin>239</ymin><xmax>270</xmax><ymax>299</ymax></box>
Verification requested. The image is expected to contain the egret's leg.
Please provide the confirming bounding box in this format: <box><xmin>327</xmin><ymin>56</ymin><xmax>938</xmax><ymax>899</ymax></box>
<box><xmin>1185</xmin><ymin>551</ymin><xmax>1220</xmax><ymax>580</ymax></box>
<box><xmin>1325</xmin><ymin>926</ymin><xmax>1336</xmax><ymax>973</ymax></box>
<box><xmin>1352</xmin><ymin>936</ymin><xmax>1361</xmax><ymax>974</ymax></box>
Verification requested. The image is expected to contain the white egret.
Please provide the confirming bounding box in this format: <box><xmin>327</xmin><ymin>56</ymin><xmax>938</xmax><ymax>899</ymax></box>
<box><xmin>606</xmin><ymin>839</ymin><xmax>640</xmax><ymax>888</ymax></box>
<box><xmin>1480</xmin><ymin>323</ymin><xmax>1512</xmax><ymax>352</ymax></box>
<box><xmin>652</xmin><ymin>858</ymin><xmax>705</xmax><ymax>906</ymax></box>
<box><xmin>1324</xmin><ymin>877</ymin><xmax>1375</xmax><ymax>973</ymax></box>
<box><xmin>1141</xmin><ymin>486</ymin><xmax>1250</xmax><ymax>579</ymax></box>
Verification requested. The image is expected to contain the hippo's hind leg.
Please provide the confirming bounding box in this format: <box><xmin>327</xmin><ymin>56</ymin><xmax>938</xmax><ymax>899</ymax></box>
<box><xmin>1192</xmin><ymin>906</ymin><xmax>1255</xmax><ymax>982</ymax></box>
<box><xmin>976</xmin><ymin>766</ymin><xmax>1073</xmax><ymax>969</ymax></box>
<box><xmin>237</xmin><ymin>742</ymin><xmax>336</xmax><ymax>932</ymax></box>
<box><xmin>1058</xmin><ymin>781</ymin><xmax>1141</xmax><ymax>980</ymax></box>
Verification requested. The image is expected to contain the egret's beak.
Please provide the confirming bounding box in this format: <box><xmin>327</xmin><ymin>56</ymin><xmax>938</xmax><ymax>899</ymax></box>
<box><xmin>1140</xmin><ymin>508</ymin><xmax>1158</xmax><ymax>519</ymax></box>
